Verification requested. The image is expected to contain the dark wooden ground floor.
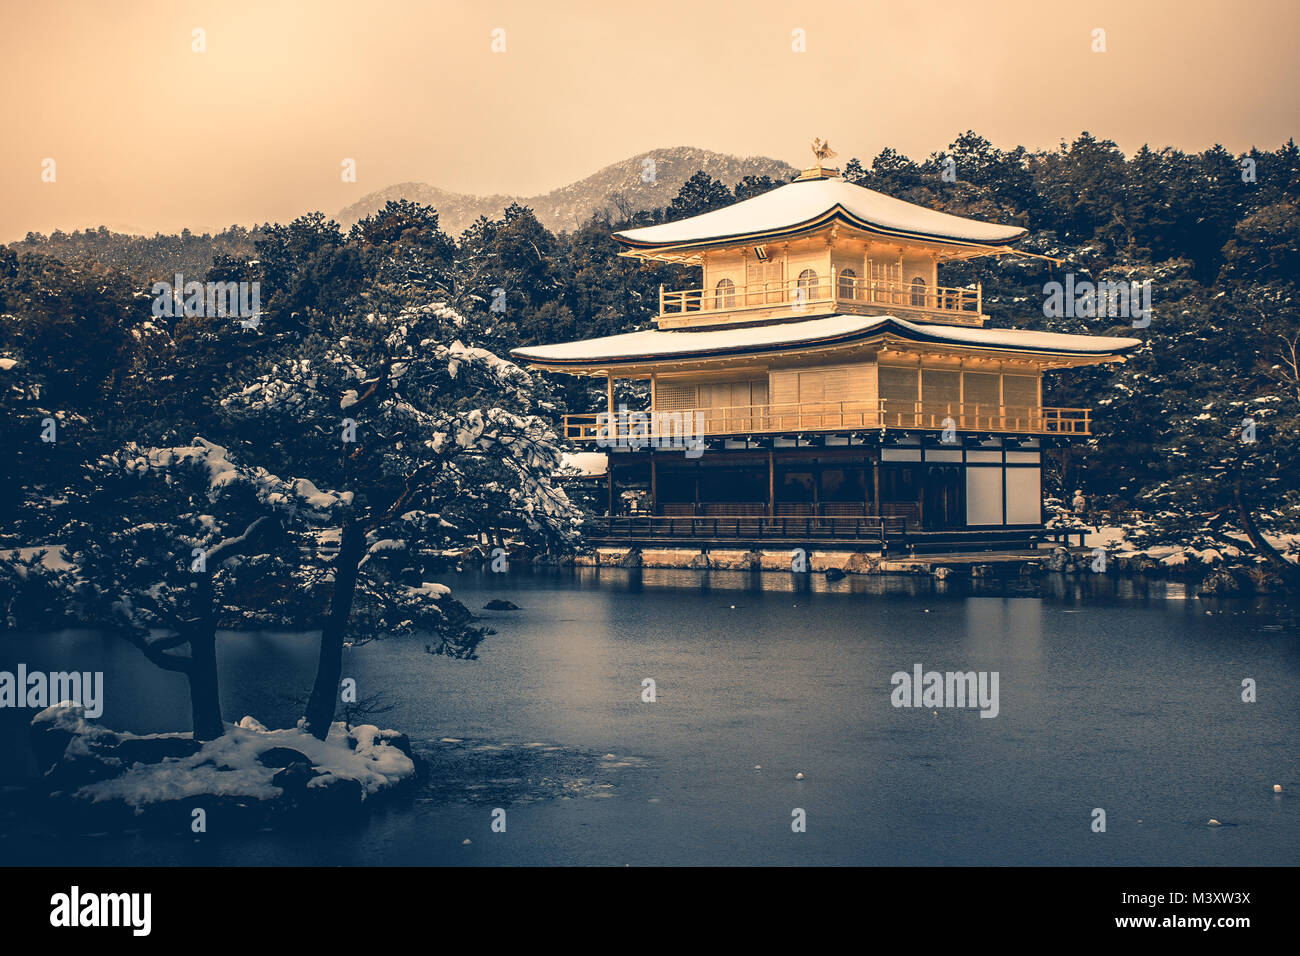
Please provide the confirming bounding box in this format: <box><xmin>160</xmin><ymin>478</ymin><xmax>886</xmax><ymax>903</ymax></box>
<box><xmin>592</xmin><ymin>437</ymin><xmax>1046</xmax><ymax>534</ymax></box>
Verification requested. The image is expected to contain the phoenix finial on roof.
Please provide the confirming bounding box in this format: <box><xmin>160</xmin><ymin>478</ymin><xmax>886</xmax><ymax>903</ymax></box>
<box><xmin>811</xmin><ymin>138</ymin><xmax>837</xmax><ymax>164</ymax></box>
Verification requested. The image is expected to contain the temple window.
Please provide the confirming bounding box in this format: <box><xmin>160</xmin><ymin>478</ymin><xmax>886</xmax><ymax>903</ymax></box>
<box><xmin>797</xmin><ymin>268</ymin><xmax>821</xmax><ymax>301</ymax></box>
<box><xmin>715</xmin><ymin>278</ymin><xmax>736</xmax><ymax>308</ymax></box>
<box><xmin>910</xmin><ymin>276</ymin><xmax>928</xmax><ymax>307</ymax></box>
<box><xmin>1003</xmin><ymin>374</ymin><xmax>1039</xmax><ymax>411</ymax></box>
<box><xmin>921</xmin><ymin>369</ymin><xmax>961</xmax><ymax>414</ymax></box>
<box><xmin>962</xmin><ymin>371</ymin><xmax>1001</xmax><ymax>408</ymax></box>
<box><xmin>838</xmin><ymin>268</ymin><xmax>857</xmax><ymax>300</ymax></box>
<box><xmin>879</xmin><ymin>365</ymin><xmax>920</xmax><ymax>411</ymax></box>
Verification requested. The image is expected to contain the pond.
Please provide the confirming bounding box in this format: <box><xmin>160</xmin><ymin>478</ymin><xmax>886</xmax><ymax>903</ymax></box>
<box><xmin>2</xmin><ymin>568</ymin><xmax>1297</xmax><ymax>865</ymax></box>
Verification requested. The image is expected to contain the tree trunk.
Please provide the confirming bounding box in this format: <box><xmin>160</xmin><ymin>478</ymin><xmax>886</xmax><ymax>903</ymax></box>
<box><xmin>188</xmin><ymin>573</ymin><xmax>224</xmax><ymax>741</ymax></box>
<box><xmin>302</xmin><ymin>521</ymin><xmax>368</xmax><ymax>739</ymax></box>
<box><xmin>1233</xmin><ymin>482</ymin><xmax>1295</xmax><ymax>574</ymax></box>
<box><xmin>187</xmin><ymin>627</ymin><xmax>224</xmax><ymax>741</ymax></box>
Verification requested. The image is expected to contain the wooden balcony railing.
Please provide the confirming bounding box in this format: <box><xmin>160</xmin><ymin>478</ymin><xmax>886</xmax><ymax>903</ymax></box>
<box><xmin>590</xmin><ymin>513</ymin><xmax>908</xmax><ymax>546</ymax></box>
<box><xmin>563</xmin><ymin>399</ymin><xmax>1091</xmax><ymax>441</ymax></box>
<box><xmin>659</xmin><ymin>275</ymin><xmax>982</xmax><ymax>322</ymax></box>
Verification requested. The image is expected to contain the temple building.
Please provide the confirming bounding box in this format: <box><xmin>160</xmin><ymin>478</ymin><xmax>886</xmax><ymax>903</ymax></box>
<box><xmin>512</xmin><ymin>153</ymin><xmax>1140</xmax><ymax>551</ymax></box>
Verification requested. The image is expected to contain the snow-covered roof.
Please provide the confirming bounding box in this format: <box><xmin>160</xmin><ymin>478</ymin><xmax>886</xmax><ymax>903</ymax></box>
<box><xmin>512</xmin><ymin>315</ymin><xmax>1141</xmax><ymax>369</ymax></box>
<box><xmin>615</xmin><ymin>176</ymin><xmax>1027</xmax><ymax>250</ymax></box>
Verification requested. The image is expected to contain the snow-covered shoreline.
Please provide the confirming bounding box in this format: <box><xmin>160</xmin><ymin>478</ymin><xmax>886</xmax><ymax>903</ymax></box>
<box><xmin>29</xmin><ymin>703</ymin><xmax>419</xmax><ymax>830</ymax></box>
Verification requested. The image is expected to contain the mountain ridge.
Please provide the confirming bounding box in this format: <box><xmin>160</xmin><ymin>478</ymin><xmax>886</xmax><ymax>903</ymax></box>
<box><xmin>335</xmin><ymin>146</ymin><xmax>799</xmax><ymax>235</ymax></box>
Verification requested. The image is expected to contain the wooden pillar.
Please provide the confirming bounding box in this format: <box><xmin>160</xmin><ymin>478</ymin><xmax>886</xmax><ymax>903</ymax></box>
<box><xmin>607</xmin><ymin>371</ymin><xmax>618</xmax><ymax>518</ymax></box>
<box><xmin>650</xmin><ymin>455</ymin><xmax>658</xmax><ymax>516</ymax></box>
<box><xmin>649</xmin><ymin>373</ymin><xmax>658</xmax><ymax>451</ymax></box>
<box><xmin>693</xmin><ymin>465</ymin><xmax>700</xmax><ymax>516</ymax></box>
<box><xmin>872</xmin><ymin>454</ymin><xmax>880</xmax><ymax>516</ymax></box>
<box><xmin>864</xmin><ymin>456</ymin><xmax>872</xmax><ymax>512</ymax></box>
<box><xmin>768</xmin><ymin>448</ymin><xmax>775</xmax><ymax>517</ymax></box>
<box><xmin>917</xmin><ymin>462</ymin><xmax>925</xmax><ymax>526</ymax></box>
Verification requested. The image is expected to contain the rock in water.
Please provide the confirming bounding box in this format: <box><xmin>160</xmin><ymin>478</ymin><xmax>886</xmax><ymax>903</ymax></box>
<box><xmin>482</xmin><ymin>599</ymin><xmax>520</xmax><ymax>610</ymax></box>
<box><xmin>1045</xmin><ymin>547</ymin><xmax>1070</xmax><ymax>572</ymax></box>
<box><xmin>842</xmin><ymin>552</ymin><xmax>878</xmax><ymax>575</ymax></box>
<box><xmin>1197</xmin><ymin>570</ymin><xmax>1243</xmax><ymax>597</ymax></box>
<box><xmin>825</xmin><ymin>567</ymin><xmax>846</xmax><ymax>581</ymax></box>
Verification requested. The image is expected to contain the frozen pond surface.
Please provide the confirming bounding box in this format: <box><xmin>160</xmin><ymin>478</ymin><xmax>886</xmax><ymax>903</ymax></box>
<box><xmin>2</xmin><ymin>568</ymin><xmax>1297</xmax><ymax>865</ymax></box>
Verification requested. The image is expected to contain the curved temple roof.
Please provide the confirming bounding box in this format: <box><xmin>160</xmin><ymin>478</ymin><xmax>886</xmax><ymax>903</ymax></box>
<box><xmin>511</xmin><ymin>315</ymin><xmax>1142</xmax><ymax>370</ymax></box>
<box><xmin>615</xmin><ymin>176</ymin><xmax>1028</xmax><ymax>251</ymax></box>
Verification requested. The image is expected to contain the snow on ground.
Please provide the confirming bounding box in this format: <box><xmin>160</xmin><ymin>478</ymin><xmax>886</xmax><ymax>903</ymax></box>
<box><xmin>560</xmin><ymin>452</ymin><xmax>608</xmax><ymax>477</ymax></box>
<box><xmin>1070</xmin><ymin>522</ymin><xmax>1296</xmax><ymax>568</ymax></box>
<box><xmin>34</xmin><ymin>704</ymin><xmax>415</xmax><ymax>809</ymax></box>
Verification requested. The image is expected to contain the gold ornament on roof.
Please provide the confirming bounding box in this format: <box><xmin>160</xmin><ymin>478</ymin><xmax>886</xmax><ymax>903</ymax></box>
<box><xmin>811</xmin><ymin>138</ymin><xmax>837</xmax><ymax>164</ymax></box>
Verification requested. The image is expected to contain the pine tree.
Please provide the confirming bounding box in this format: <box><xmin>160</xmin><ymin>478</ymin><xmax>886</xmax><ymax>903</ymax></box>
<box><xmin>216</xmin><ymin>302</ymin><xmax>582</xmax><ymax>737</ymax></box>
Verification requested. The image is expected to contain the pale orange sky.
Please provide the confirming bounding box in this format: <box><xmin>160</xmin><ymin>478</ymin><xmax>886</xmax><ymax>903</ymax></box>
<box><xmin>2</xmin><ymin>0</ymin><xmax>1297</xmax><ymax>241</ymax></box>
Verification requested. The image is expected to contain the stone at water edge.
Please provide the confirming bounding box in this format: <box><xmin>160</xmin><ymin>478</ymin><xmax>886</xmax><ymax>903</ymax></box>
<box><xmin>482</xmin><ymin>599</ymin><xmax>520</xmax><ymax>611</ymax></box>
<box><xmin>271</xmin><ymin>761</ymin><xmax>315</xmax><ymax>793</ymax></box>
<box><xmin>842</xmin><ymin>552</ymin><xmax>877</xmax><ymax>575</ymax></box>
<box><xmin>257</xmin><ymin>747</ymin><xmax>313</xmax><ymax>769</ymax></box>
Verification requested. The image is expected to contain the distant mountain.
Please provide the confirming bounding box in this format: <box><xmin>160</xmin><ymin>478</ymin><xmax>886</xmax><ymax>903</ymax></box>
<box><xmin>336</xmin><ymin>147</ymin><xmax>799</xmax><ymax>235</ymax></box>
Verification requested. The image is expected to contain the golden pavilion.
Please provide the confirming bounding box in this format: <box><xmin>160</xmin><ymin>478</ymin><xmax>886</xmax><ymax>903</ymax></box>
<box><xmin>512</xmin><ymin>154</ymin><xmax>1139</xmax><ymax>550</ymax></box>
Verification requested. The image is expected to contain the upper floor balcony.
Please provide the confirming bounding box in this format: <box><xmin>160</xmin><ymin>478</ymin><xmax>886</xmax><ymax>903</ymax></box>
<box><xmin>563</xmin><ymin>399</ymin><xmax>1091</xmax><ymax>443</ymax></box>
<box><xmin>657</xmin><ymin>273</ymin><xmax>984</xmax><ymax>328</ymax></box>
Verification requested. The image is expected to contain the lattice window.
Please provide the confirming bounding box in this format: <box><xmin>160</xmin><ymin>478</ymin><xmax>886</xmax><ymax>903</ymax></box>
<box><xmin>655</xmin><ymin>383</ymin><xmax>696</xmax><ymax>411</ymax></box>
<box><xmin>879</xmin><ymin>365</ymin><xmax>919</xmax><ymax>404</ymax></box>
<box><xmin>1003</xmin><ymin>374</ymin><xmax>1039</xmax><ymax>410</ymax></box>
<box><xmin>963</xmin><ymin>372</ymin><xmax>1000</xmax><ymax>407</ymax></box>
<box><xmin>921</xmin><ymin>369</ymin><xmax>961</xmax><ymax>412</ymax></box>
